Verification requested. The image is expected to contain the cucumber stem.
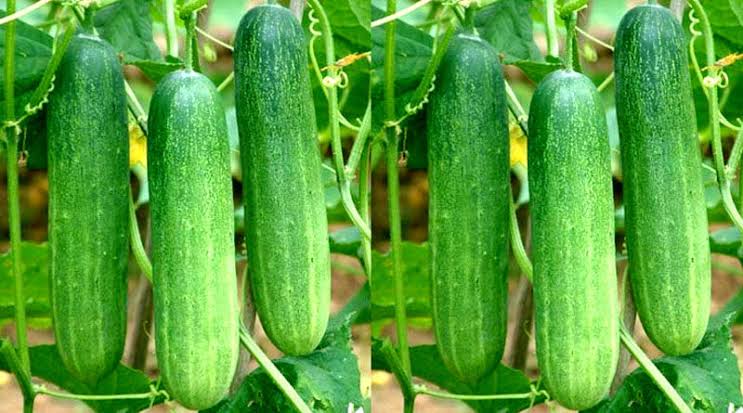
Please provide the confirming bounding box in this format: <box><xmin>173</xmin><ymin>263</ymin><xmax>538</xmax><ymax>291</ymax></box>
<box><xmin>563</xmin><ymin>12</ymin><xmax>577</xmax><ymax>71</ymax></box>
<box><xmin>382</xmin><ymin>0</ymin><xmax>413</xmax><ymax>380</ymax></box>
<box><xmin>544</xmin><ymin>0</ymin><xmax>559</xmax><ymax>58</ymax></box>
<box><xmin>358</xmin><ymin>138</ymin><xmax>372</xmax><ymax>278</ymax></box>
<box><xmin>619</xmin><ymin>326</ymin><xmax>692</xmax><ymax>413</ymax></box>
<box><xmin>238</xmin><ymin>327</ymin><xmax>313</xmax><ymax>413</ymax></box>
<box><xmin>415</xmin><ymin>385</ymin><xmax>535</xmax><ymax>401</ymax></box>
<box><xmin>509</xmin><ymin>193</ymin><xmax>534</xmax><ymax>283</ymax></box>
<box><xmin>3</xmin><ymin>0</ymin><xmax>30</xmax><ymax>377</ymax></box>
<box><xmin>183</xmin><ymin>12</ymin><xmax>197</xmax><ymax>70</ymax></box>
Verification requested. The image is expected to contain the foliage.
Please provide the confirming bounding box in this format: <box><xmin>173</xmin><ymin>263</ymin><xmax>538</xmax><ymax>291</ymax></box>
<box><xmin>205</xmin><ymin>314</ymin><xmax>365</xmax><ymax>413</ymax></box>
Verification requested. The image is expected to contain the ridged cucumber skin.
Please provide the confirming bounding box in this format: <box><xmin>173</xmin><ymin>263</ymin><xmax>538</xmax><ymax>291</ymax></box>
<box><xmin>234</xmin><ymin>4</ymin><xmax>330</xmax><ymax>356</ymax></box>
<box><xmin>528</xmin><ymin>70</ymin><xmax>619</xmax><ymax>411</ymax></box>
<box><xmin>47</xmin><ymin>33</ymin><xmax>129</xmax><ymax>386</ymax></box>
<box><xmin>615</xmin><ymin>4</ymin><xmax>710</xmax><ymax>356</ymax></box>
<box><xmin>427</xmin><ymin>34</ymin><xmax>510</xmax><ymax>384</ymax></box>
<box><xmin>148</xmin><ymin>70</ymin><xmax>239</xmax><ymax>410</ymax></box>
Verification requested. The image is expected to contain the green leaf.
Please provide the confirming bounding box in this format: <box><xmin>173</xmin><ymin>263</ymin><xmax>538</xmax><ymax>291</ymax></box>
<box><xmin>709</xmin><ymin>226</ymin><xmax>742</xmax><ymax>258</ymax></box>
<box><xmin>126</xmin><ymin>57</ymin><xmax>184</xmax><ymax>82</ymax></box>
<box><xmin>95</xmin><ymin>0</ymin><xmax>162</xmax><ymax>61</ymax></box>
<box><xmin>370</xmin><ymin>242</ymin><xmax>431</xmax><ymax>321</ymax></box>
<box><xmin>324</xmin><ymin>0</ymin><xmax>370</xmax><ymax>49</ymax></box>
<box><xmin>207</xmin><ymin>315</ymin><xmax>364</xmax><ymax>413</ymax></box>
<box><xmin>510</xmin><ymin>59</ymin><xmax>563</xmax><ymax>83</ymax></box>
<box><xmin>585</xmin><ymin>315</ymin><xmax>743</xmax><ymax>412</ymax></box>
<box><xmin>475</xmin><ymin>0</ymin><xmax>542</xmax><ymax>63</ymax></box>
<box><xmin>371</xmin><ymin>343</ymin><xmax>544</xmax><ymax>413</ymax></box>
<box><xmin>0</xmin><ymin>345</ymin><xmax>166</xmax><ymax>412</ymax></box>
<box><xmin>0</xmin><ymin>242</ymin><xmax>50</xmax><ymax>327</ymax></box>
<box><xmin>0</xmin><ymin>12</ymin><xmax>53</xmax><ymax>119</ymax></box>
<box><xmin>329</xmin><ymin>226</ymin><xmax>362</xmax><ymax>256</ymax></box>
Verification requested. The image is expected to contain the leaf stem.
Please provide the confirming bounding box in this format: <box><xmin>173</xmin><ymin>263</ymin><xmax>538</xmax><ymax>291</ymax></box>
<box><xmin>0</xmin><ymin>0</ymin><xmax>53</xmax><ymax>26</ymax></box>
<box><xmin>382</xmin><ymin>0</ymin><xmax>412</xmax><ymax>379</ymax></box>
<box><xmin>619</xmin><ymin>326</ymin><xmax>691</xmax><ymax>413</ymax></box>
<box><xmin>238</xmin><ymin>327</ymin><xmax>312</xmax><ymax>413</ymax></box>
<box><xmin>195</xmin><ymin>26</ymin><xmax>233</xmax><ymax>51</ymax></box>
<box><xmin>575</xmin><ymin>26</ymin><xmax>613</xmax><ymax>51</ymax></box>
<box><xmin>217</xmin><ymin>72</ymin><xmax>235</xmax><ymax>92</ymax></box>
<box><xmin>4</xmin><ymin>0</ymin><xmax>30</xmax><ymax>376</ymax></box>
<box><xmin>509</xmin><ymin>193</ymin><xmax>533</xmax><ymax>283</ymax></box>
<box><xmin>371</xmin><ymin>0</ymin><xmax>433</xmax><ymax>28</ymax></box>
<box><xmin>544</xmin><ymin>0</ymin><xmax>559</xmax><ymax>58</ymax></box>
<box><xmin>164</xmin><ymin>0</ymin><xmax>179</xmax><ymax>57</ymax></box>
<box><xmin>358</xmin><ymin>138</ymin><xmax>373</xmax><ymax>278</ymax></box>
<box><xmin>414</xmin><ymin>385</ymin><xmax>536</xmax><ymax>401</ymax></box>
<box><xmin>34</xmin><ymin>385</ymin><xmax>166</xmax><ymax>401</ymax></box>
<box><xmin>345</xmin><ymin>102</ymin><xmax>371</xmax><ymax>178</ymax></box>
<box><xmin>129</xmin><ymin>188</ymin><xmax>153</xmax><ymax>283</ymax></box>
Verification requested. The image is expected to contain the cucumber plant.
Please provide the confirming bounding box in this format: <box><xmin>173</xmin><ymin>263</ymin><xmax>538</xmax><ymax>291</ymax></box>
<box><xmin>1</xmin><ymin>1</ymin><xmax>369</xmax><ymax>412</ymax></box>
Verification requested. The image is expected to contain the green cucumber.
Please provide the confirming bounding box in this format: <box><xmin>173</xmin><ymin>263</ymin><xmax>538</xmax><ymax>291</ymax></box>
<box><xmin>234</xmin><ymin>4</ymin><xmax>331</xmax><ymax>356</ymax></box>
<box><xmin>615</xmin><ymin>4</ymin><xmax>710</xmax><ymax>356</ymax></box>
<box><xmin>427</xmin><ymin>33</ymin><xmax>510</xmax><ymax>384</ymax></box>
<box><xmin>148</xmin><ymin>70</ymin><xmax>239</xmax><ymax>410</ymax></box>
<box><xmin>47</xmin><ymin>33</ymin><xmax>129</xmax><ymax>385</ymax></box>
<box><xmin>528</xmin><ymin>69</ymin><xmax>619</xmax><ymax>410</ymax></box>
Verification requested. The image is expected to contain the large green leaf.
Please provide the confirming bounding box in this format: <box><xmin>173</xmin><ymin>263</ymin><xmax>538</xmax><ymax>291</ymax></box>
<box><xmin>372</xmin><ymin>341</ymin><xmax>545</xmax><ymax>413</ymax></box>
<box><xmin>370</xmin><ymin>242</ymin><xmax>431</xmax><ymax>321</ymax></box>
<box><xmin>0</xmin><ymin>242</ymin><xmax>50</xmax><ymax>327</ymax></box>
<box><xmin>206</xmin><ymin>314</ymin><xmax>364</xmax><ymax>413</ymax></box>
<box><xmin>0</xmin><ymin>344</ymin><xmax>166</xmax><ymax>412</ymax></box>
<box><xmin>95</xmin><ymin>0</ymin><xmax>162</xmax><ymax>61</ymax></box>
<box><xmin>475</xmin><ymin>0</ymin><xmax>542</xmax><ymax>63</ymax></box>
<box><xmin>585</xmin><ymin>312</ymin><xmax>743</xmax><ymax>412</ymax></box>
<box><xmin>0</xmin><ymin>12</ymin><xmax>53</xmax><ymax>119</ymax></box>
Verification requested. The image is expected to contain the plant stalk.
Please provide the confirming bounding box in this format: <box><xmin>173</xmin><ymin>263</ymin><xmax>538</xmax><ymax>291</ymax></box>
<box><xmin>383</xmin><ymin>0</ymin><xmax>412</xmax><ymax>378</ymax></box>
<box><xmin>4</xmin><ymin>0</ymin><xmax>30</xmax><ymax>375</ymax></box>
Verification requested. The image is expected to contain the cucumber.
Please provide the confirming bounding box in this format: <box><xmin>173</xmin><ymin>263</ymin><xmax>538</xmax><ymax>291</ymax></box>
<box><xmin>615</xmin><ymin>4</ymin><xmax>710</xmax><ymax>355</ymax></box>
<box><xmin>427</xmin><ymin>33</ymin><xmax>510</xmax><ymax>384</ymax></box>
<box><xmin>47</xmin><ymin>33</ymin><xmax>129</xmax><ymax>385</ymax></box>
<box><xmin>234</xmin><ymin>4</ymin><xmax>330</xmax><ymax>356</ymax></box>
<box><xmin>528</xmin><ymin>69</ymin><xmax>619</xmax><ymax>410</ymax></box>
<box><xmin>148</xmin><ymin>70</ymin><xmax>239</xmax><ymax>410</ymax></box>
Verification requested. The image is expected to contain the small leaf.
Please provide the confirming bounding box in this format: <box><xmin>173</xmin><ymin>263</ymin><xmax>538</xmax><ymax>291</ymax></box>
<box><xmin>475</xmin><ymin>0</ymin><xmax>543</xmax><ymax>63</ymax></box>
<box><xmin>0</xmin><ymin>242</ymin><xmax>50</xmax><ymax>327</ymax></box>
<box><xmin>127</xmin><ymin>57</ymin><xmax>184</xmax><ymax>82</ymax></box>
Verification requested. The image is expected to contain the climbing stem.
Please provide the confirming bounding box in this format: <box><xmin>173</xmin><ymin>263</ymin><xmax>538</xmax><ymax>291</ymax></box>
<box><xmin>4</xmin><ymin>0</ymin><xmax>30</xmax><ymax>376</ymax></box>
<box><xmin>686</xmin><ymin>0</ymin><xmax>743</xmax><ymax>232</ymax></box>
<box><xmin>306</xmin><ymin>0</ymin><xmax>370</xmax><ymax>240</ymax></box>
<box><xmin>238</xmin><ymin>327</ymin><xmax>312</xmax><ymax>413</ymax></box>
<box><xmin>383</xmin><ymin>0</ymin><xmax>412</xmax><ymax>379</ymax></box>
<box><xmin>358</xmin><ymin>137</ymin><xmax>372</xmax><ymax>278</ymax></box>
<box><xmin>619</xmin><ymin>326</ymin><xmax>692</xmax><ymax>413</ymax></box>
<box><xmin>415</xmin><ymin>385</ymin><xmax>538</xmax><ymax>401</ymax></box>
